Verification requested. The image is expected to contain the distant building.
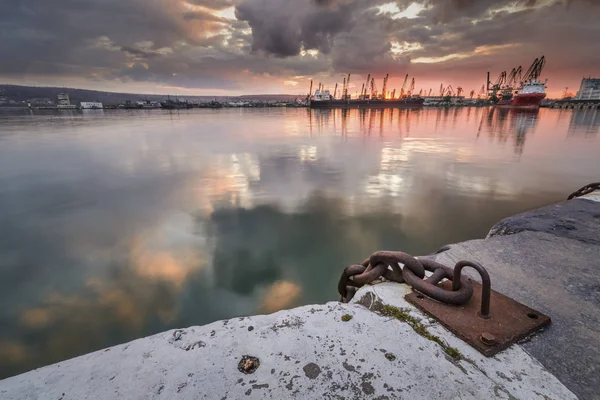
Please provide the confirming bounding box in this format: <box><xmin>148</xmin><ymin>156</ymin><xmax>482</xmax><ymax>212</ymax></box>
<box><xmin>57</xmin><ymin>93</ymin><xmax>77</xmax><ymax>109</ymax></box>
<box><xmin>80</xmin><ymin>101</ymin><xmax>103</xmax><ymax>109</ymax></box>
<box><xmin>29</xmin><ymin>98</ymin><xmax>54</xmax><ymax>106</ymax></box>
<box><xmin>575</xmin><ymin>78</ymin><xmax>600</xmax><ymax>100</ymax></box>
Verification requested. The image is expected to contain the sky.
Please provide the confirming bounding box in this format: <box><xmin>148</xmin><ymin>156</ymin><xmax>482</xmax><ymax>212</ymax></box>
<box><xmin>0</xmin><ymin>0</ymin><xmax>598</xmax><ymax>98</ymax></box>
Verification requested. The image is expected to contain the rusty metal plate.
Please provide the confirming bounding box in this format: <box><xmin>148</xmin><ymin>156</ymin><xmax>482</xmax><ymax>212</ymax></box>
<box><xmin>405</xmin><ymin>281</ymin><xmax>551</xmax><ymax>357</ymax></box>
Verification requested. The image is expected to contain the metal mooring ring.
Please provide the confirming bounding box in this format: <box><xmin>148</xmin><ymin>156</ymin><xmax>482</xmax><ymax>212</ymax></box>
<box><xmin>403</xmin><ymin>258</ymin><xmax>473</xmax><ymax>305</ymax></box>
<box><xmin>453</xmin><ymin>260</ymin><xmax>491</xmax><ymax>318</ymax></box>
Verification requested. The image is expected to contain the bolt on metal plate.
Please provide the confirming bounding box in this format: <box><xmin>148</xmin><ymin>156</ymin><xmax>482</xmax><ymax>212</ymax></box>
<box><xmin>405</xmin><ymin>280</ymin><xmax>551</xmax><ymax>357</ymax></box>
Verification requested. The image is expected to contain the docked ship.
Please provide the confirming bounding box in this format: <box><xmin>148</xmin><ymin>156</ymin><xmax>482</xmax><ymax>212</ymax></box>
<box><xmin>490</xmin><ymin>56</ymin><xmax>547</xmax><ymax>109</ymax></box>
<box><xmin>496</xmin><ymin>80</ymin><xmax>546</xmax><ymax>109</ymax></box>
<box><xmin>308</xmin><ymin>74</ymin><xmax>424</xmax><ymax>109</ymax></box>
<box><xmin>309</xmin><ymin>91</ymin><xmax>424</xmax><ymax>108</ymax></box>
<box><xmin>160</xmin><ymin>97</ymin><xmax>193</xmax><ymax>110</ymax></box>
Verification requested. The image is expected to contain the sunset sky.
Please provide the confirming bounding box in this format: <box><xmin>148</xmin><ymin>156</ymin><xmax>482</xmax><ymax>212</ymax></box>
<box><xmin>1</xmin><ymin>0</ymin><xmax>598</xmax><ymax>98</ymax></box>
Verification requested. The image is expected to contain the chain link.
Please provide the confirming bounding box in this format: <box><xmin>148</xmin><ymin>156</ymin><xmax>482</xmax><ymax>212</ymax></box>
<box><xmin>568</xmin><ymin>182</ymin><xmax>600</xmax><ymax>200</ymax></box>
<box><xmin>338</xmin><ymin>250</ymin><xmax>486</xmax><ymax>307</ymax></box>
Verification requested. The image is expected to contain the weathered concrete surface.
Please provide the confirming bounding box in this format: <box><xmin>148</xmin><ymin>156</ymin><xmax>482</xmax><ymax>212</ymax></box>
<box><xmin>488</xmin><ymin>195</ymin><xmax>600</xmax><ymax>245</ymax></box>
<box><xmin>1</xmin><ymin>195</ymin><xmax>597</xmax><ymax>400</ymax></box>
<box><xmin>0</xmin><ymin>284</ymin><xmax>575</xmax><ymax>400</ymax></box>
<box><xmin>436</xmin><ymin>196</ymin><xmax>600</xmax><ymax>400</ymax></box>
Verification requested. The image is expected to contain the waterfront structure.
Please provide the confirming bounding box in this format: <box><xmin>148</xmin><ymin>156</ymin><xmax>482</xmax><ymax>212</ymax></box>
<box><xmin>57</xmin><ymin>93</ymin><xmax>77</xmax><ymax>109</ymax></box>
<box><xmin>80</xmin><ymin>101</ymin><xmax>103</xmax><ymax>109</ymax></box>
<box><xmin>29</xmin><ymin>98</ymin><xmax>54</xmax><ymax>106</ymax></box>
<box><xmin>575</xmin><ymin>77</ymin><xmax>600</xmax><ymax>100</ymax></box>
<box><xmin>422</xmin><ymin>95</ymin><xmax>466</xmax><ymax>106</ymax></box>
<box><xmin>307</xmin><ymin>74</ymin><xmax>424</xmax><ymax>109</ymax></box>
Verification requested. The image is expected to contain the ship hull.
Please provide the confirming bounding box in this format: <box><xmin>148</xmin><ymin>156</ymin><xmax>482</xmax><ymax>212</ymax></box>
<box><xmin>309</xmin><ymin>98</ymin><xmax>424</xmax><ymax>109</ymax></box>
<box><xmin>497</xmin><ymin>93</ymin><xmax>546</xmax><ymax>109</ymax></box>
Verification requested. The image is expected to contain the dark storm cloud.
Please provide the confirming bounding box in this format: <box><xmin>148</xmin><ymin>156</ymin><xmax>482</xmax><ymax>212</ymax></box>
<box><xmin>0</xmin><ymin>0</ymin><xmax>597</xmax><ymax>91</ymax></box>
<box><xmin>120</xmin><ymin>46</ymin><xmax>160</xmax><ymax>60</ymax></box>
<box><xmin>234</xmin><ymin>0</ymin><xmax>412</xmax><ymax>74</ymax></box>
<box><xmin>235</xmin><ymin>0</ymin><xmax>357</xmax><ymax>57</ymax></box>
<box><xmin>404</xmin><ymin>0</ymin><xmax>600</xmax><ymax>67</ymax></box>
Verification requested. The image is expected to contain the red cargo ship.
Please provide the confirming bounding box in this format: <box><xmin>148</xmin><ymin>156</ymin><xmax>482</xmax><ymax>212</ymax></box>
<box><xmin>497</xmin><ymin>79</ymin><xmax>547</xmax><ymax>109</ymax></box>
<box><xmin>490</xmin><ymin>56</ymin><xmax>547</xmax><ymax>109</ymax></box>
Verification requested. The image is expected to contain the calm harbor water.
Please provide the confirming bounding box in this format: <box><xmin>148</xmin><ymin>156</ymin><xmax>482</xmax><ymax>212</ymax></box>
<box><xmin>0</xmin><ymin>107</ymin><xmax>599</xmax><ymax>378</ymax></box>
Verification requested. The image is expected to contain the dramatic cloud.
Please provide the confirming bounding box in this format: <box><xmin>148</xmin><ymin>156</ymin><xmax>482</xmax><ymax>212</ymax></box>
<box><xmin>0</xmin><ymin>0</ymin><xmax>597</xmax><ymax>95</ymax></box>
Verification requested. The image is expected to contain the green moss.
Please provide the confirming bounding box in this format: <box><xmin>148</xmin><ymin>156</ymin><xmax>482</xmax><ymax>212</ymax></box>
<box><xmin>341</xmin><ymin>314</ymin><xmax>353</xmax><ymax>322</ymax></box>
<box><xmin>444</xmin><ymin>347</ymin><xmax>462</xmax><ymax>360</ymax></box>
<box><xmin>381</xmin><ymin>305</ymin><xmax>462</xmax><ymax>361</ymax></box>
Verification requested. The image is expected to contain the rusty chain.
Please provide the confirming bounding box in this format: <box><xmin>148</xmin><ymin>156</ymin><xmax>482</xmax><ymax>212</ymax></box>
<box><xmin>338</xmin><ymin>251</ymin><xmax>489</xmax><ymax>310</ymax></box>
<box><xmin>567</xmin><ymin>182</ymin><xmax>600</xmax><ymax>200</ymax></box>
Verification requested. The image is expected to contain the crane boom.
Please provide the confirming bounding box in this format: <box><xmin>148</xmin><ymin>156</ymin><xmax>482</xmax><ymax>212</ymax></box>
<box><xmin>381</xmin><ymin>73</ymin><xmax>389</xmax><ymax>100</ymax></box>
<box><xmin>407</xmin><ymin>78</ymin><xmax>415</xmax><ymax>96</ymax></box>
<box><xmin>333</xmin><ymin>83</ymin><xmax>338</xmax><ymax>99</ymax></box>
<box><xmin>506</xmin><ymin>66</ymin><xmax>522</xmax><ymax>89</ymax></box>
<box><xmin>487</xmin><ymin>71</ymin><xmax>506</xmax><ymax>96</ymax></box>
<box><xmin>343</xmin><ymin>74</ymin><xmax>351</xmax><ymax>100</ymax></box>
<box><xmin>399</xmin><ymin>74</ymin><xmax>409</xmax><ymax>97</ymax></box>
<box><xmin>522</xmin><ymin>56</ymin><xmax>545</xmax><ymax>82</ymax></box>
<box><xmin>370</xmin><ymin>78</ymin><xmax>378</xmax><ymax>99</ymax></box>
<box><xmin>363</xmin><ymin>74</ymin><xmax>371</xmax><ymax>98</ymax></box>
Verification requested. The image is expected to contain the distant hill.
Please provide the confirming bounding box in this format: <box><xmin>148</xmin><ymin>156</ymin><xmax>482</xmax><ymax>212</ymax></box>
<box><xmin>0</xmin><ymin>84</ymin><xmax>302</xmax><ymax>106</ymax></box>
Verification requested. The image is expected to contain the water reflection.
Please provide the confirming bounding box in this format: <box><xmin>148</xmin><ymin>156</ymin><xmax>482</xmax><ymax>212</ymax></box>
<box><xmin>477</xmin><ymin>108</ymin><xmax>539</xmax><ymax>156</ymax></box>
<box><xmin>0</xmin><ymin>107</ymin><xmax>598</xmax><ymax>378</ymax></box>
<box><xmin>308</xmin><ymin>108</ymin><xmax>421</xmax><ymax>138</ymax></box>
<box><xmin>568</xmin><ymin>108</ymin><xmax>600</xmax><ymax>137</ymax></box>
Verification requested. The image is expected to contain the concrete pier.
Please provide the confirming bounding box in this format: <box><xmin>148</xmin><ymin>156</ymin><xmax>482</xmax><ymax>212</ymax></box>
<box><xmin>435</xmin><ymin>191</ymin><xmax>600</xmax><ymax>400</ymax></box>
<box><xmin>0</xmin><ymin>193</ymin><xmax>598</xmax><ymax>400</ymax></box>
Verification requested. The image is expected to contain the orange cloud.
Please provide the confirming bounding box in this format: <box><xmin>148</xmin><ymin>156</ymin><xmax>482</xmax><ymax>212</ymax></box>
<box><xmin>260</xmin><ymin>281</ymin><xmax>302</xmax><ymax>313</ymax></box>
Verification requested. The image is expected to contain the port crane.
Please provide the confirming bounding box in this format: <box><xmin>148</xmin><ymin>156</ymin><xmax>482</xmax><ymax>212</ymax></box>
<box><xmin>522</xmin><ymin>56</ymin><xmax>545</xmax><ymax>82</ymax></box>
<box><xmin>399</xmin><ymin>74</ymin><xmax>409</xmax><ymax>98</ymax></box>
<box><xmin>487</xmin><ymin>70</ymin><xmax>507</xmax><ymax>97</ymax></box>
<box><xmin>380</xmin><ymin>74</ymin><xmax>389</xmax><ymax>100</ymax></box>
<box><xmin>506</xmin><ymin>66</ymin><xmax>522</xmax><ymax>89</ymax></box>
<box><xmin>370</xmin><ymin>78</ymin><xmax>378</xmax><ymax>99</ymax></box>
<box><xmin>428</xmin><ymin>88</ymin><xmax>432</xmax><ymax>96</ymax></box>
<box><xmin>407</xmin><ymin>78</ymin><xmax>415</xmax><ymax>96</ymax></box>
<box><xmin>341</xmin><ymin>74</ymin><xmax>351</xmax><ymax>100</ymax></box>
<box><xmin>456</xmin><ymin>87</ymin><xmax>463</xmax><ymax>97</ymax></box>
<box><xmin>445</xmin><ymin>85</ymin><xmax>455</xmax><ymax>96</ymax></box>
<box><xmin>469</xmin><ymin>90</ymin><xmax>475</xmax><ymax>99</ymax></box>
<box><xmin>439</xmin><ymin>84</ymin><xmax>445</xmax><ymax>96</ymax></box>
<box><xmin>361</xmin><ymin>74</ymin><xmax>371</xmax><ymax>99</ymax></box>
